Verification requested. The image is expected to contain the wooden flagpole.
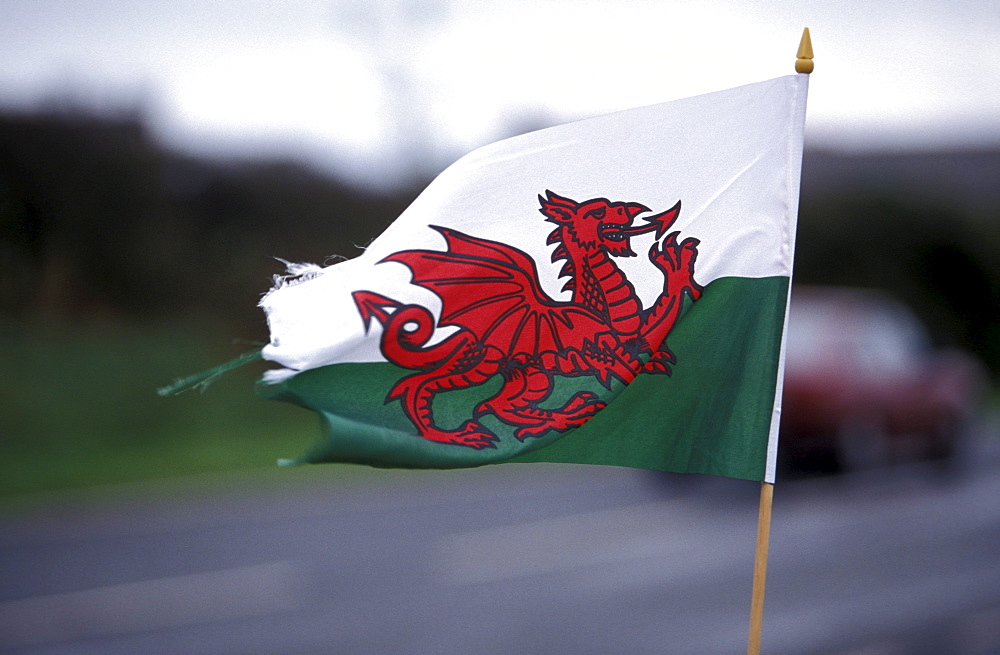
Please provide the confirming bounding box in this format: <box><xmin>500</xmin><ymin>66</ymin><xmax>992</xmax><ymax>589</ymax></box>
<box><xmin>746</xmin><ymin>28</ymin><xmax>812</xmax><ymax>655</ymax></box>
<box><xmin>747</xmin><ymin>481</ymin><xmax>774</xmax><ymax>655</ymax></box>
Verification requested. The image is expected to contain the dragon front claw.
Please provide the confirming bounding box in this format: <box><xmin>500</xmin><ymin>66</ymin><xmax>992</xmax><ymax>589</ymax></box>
<box><xmin>650</xmin><ymin>231</ymin><xmax>702</xmax><ymax>300</ymax></box>
<box><xmin>642</xmin><ymin>349</ymin><xmax>677</xmax><ymax>375</ymax></box>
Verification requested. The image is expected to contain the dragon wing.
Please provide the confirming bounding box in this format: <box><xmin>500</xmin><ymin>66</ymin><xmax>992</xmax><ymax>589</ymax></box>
<box><xmin>382</xmin><ymin>226</ymin><xmax>608</xmax><ymax>357</ymax></box>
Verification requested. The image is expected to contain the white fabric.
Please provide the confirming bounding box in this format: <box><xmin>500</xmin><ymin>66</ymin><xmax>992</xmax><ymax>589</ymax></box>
<box><xmin>260</xmin><ymin>74</ymin><xmax>809</xmax><ymax>393</ymax></box>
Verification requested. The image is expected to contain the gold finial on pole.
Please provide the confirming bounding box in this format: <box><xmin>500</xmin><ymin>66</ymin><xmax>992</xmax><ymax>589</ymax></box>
<box><xmin>795</xmin><ymin>27</ymin><xmax>814</xmax><ymax>74</ymax></box>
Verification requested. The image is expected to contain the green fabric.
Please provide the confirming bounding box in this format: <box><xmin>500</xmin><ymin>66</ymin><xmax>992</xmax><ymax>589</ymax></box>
<box><xmin>511</xmin><ymin>276</ymin><xmax>788</xmax><ymax>480</ymax></box>
<box><xmin>258</xmin><ymin>275</ymin><xmax>788</xmax><ymax>481</ymax></box>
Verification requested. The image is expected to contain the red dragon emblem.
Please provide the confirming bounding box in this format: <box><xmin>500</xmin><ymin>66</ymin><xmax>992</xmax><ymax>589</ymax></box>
<box><xmin>352</xmin><ymin>190</ymin><xmax>701</xmax><ymax>449</ymax></box>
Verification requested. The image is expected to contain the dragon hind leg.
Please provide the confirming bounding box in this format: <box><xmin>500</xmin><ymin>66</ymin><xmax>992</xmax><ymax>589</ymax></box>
<box><xmin>417</xmin><ymin>421</ymin><xmax>500</xmax><ymax>450</ymax></box>
<box><xmin>475</xmin><ymin>364</ymin><xmax>606</xmax><ymax>441</ymax></box>
<box><xmin>388</xmin><ymin>346</ymin><xmax>504</xmax><ymax>450</ymax></box>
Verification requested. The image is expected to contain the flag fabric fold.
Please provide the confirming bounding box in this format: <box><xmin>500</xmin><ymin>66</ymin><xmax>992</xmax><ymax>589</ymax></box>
<box><xmin>259</xmin><ymin>74</ymin><xmax>808</xmax><ymax>483</ymax></box>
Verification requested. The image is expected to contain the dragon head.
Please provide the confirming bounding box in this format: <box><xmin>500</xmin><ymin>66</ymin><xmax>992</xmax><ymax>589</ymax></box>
<box><xmin>538</xmin><ymin>190</ymin><xmax>680</xmax><ymax>257</ymax></box>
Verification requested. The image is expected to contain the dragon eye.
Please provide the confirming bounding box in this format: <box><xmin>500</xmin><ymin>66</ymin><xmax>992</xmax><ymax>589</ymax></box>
<box><xmin>585</xmin><ymin>207</ymin><xmax>607</xmax><ymax>220</ymax></box>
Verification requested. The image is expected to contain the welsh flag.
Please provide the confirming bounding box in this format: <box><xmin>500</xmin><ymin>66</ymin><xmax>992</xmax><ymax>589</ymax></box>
<box><xmin>255</xmin><ymin>74</ymin><xmax>808</xmax><ymax>483</ymax></box>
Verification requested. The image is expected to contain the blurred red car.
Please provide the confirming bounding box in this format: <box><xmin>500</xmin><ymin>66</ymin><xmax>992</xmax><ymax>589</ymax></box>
<box><xmin>778</xmin><ymin>286</ymin><xmax>986</xmax><ymax>474</ymax></box>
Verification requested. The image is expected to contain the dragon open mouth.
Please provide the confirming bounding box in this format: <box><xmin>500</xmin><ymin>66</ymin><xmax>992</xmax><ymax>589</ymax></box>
<box><xmin>601</xmin><ymin>200</ymin><xmax>683</xmax><ymax>243</ymax></box>
<box><xmin>599</xmin><ymin>218</ymin><xmax>661</xmax><ymax>241</ymax></box>
<box><xmin>600</xmin><ymin>224</ymin><xmax>630</xmax><ymax>242</ymax></box>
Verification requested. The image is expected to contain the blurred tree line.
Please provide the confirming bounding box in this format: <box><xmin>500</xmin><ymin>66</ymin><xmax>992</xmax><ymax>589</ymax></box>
<box><xmin>1</xmin><ymin>109</ymin><xmax>998</xmax><ymax>376</ymax></box>
<box><xmin>0</xmin><ymin>109</ymin><xmax>421</xmax><ymax>343</ymax></box>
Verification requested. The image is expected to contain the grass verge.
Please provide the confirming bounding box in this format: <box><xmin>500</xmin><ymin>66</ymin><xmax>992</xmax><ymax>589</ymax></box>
<box><xmin>0</xmin><ymin>318</ymin><xmax>328</xmax><ymax>499</ymax></box>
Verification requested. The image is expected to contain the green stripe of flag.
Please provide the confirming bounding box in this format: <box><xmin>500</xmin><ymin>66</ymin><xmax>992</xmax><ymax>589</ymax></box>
<box><xmin>260</xmin><ymin>275</ymin><xmax>787</xmax><ymax>481</ymax></box>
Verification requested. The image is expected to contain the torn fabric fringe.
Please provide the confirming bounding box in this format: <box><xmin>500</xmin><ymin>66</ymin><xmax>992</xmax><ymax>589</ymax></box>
<box><xmin>157</xmin><ymin>349</ymin><xmax>264</xmax><ymax>396</ymax></box>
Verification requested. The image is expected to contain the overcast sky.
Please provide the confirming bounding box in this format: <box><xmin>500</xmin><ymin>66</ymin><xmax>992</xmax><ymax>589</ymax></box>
<box><xmin>2</xmin><ymin>0</ymin><xmax>998</xmax><ymax>184</ymax></box>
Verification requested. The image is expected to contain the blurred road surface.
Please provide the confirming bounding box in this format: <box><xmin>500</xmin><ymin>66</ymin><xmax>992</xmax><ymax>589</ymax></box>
<box><xmin>1</xmin><ymin>430</ymin><xmax>999</xmax><ymax>654</ymax></box>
